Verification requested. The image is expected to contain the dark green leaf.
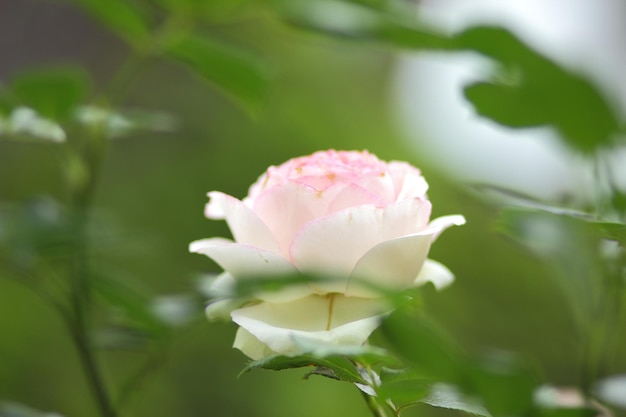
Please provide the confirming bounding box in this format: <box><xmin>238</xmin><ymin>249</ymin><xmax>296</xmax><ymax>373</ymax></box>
<box><xmin>240</xmin><ymin>353</ymin><xmax>364</xmax><ymax>383</ymax></box>
<box><xmin>10</xmin><ymin>67</ymin><xmax>89</xmax><ymax>121</ymax></box>
<box><xmin>71</xmin><ymin>0</ymin><xmax>149</xmax><ymax>44</ymax></box>
<box><xmin>377</xmin><ymin>368</ymin><xmax>432</xmax><ymax>408</ymax></box>
<box><xmin>166</xmin><ymin>35</ymin><xmax>271</xmax><ymax>114</ymax></box>
<box><xmin>455</xmin><ymin>26</ymin><xmax>620</xmax><ymax>154</ymax></box>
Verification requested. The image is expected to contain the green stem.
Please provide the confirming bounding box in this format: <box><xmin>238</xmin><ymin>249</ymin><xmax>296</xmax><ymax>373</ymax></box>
<box><xmin>66</xmin><ymin>198</ymin><xmax>117</xmax><ymax>417</ymax></box>
<box><xmin>360</xmin><ymin>390</ymin><xmax>394</xmax><ymax>417</ymax></box>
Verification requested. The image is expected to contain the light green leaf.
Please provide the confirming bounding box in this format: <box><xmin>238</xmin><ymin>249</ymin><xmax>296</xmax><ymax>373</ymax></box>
<box><xmin>423</xmin><ymin>384</ymin><xmax>491</xmax><ymax>416</ymax></box>
<box><xmin>91</xmin><ymin>266</ymin><xmax>168</xmax><ymax>336</ymax></box>
<box><xmin>166</xmin><ymin>35</ymin><xmax>272</xmax><ymax>114</ymax></box>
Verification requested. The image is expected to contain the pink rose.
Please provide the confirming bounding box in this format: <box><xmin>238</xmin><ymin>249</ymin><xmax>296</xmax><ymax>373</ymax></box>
<box><xmin>191</xmin><ymin>150</ymin><xmax>464</xmax><ymax>359</ymax></box>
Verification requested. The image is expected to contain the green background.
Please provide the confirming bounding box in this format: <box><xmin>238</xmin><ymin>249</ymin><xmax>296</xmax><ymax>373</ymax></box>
<box><xmin>1</xmin><ymin>1</ymin><xmax>621</xmax><ymax>416</ymax></box>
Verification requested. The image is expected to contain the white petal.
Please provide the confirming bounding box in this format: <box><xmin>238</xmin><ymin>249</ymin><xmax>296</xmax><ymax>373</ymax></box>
<box><xmin>231</xmin><ymin>295</ymin><xmax>383</xmax><ymax>357</ymax></box>
<box><xmin>427</xmin><ymin>215</ymin><xmax>466</xmax><ymax>239</ymax></box>
<box><xmin>347</xmin><ymin>232</ymin><xmax>433</xmax><ymax>297</ymax></box>
<box><xmin>190</xmin><ymin>238</ymin><xmax>310</xmax><ymax>302</ymax></box>
<box><xmin>205</xmin><ymin>299</ymin><xmax>241</xmax><ymax>321</ymax></box>
<box><xmin>414</xmin><ymin>259</ymin><xmax>455</xmax><ymax>290</ymax></box>
<box><xmin>204</xmin><ymin>191</ymin><xmax>281</xmax><ymax>253</ymax></box>
<box><xmin>233</xmin><ymin>327</ymin><xmax>277</xmax><ymax>360</ymax></box>
<box><xmin>290</xmin><ymin>199</ymin><xmax>431</xmax><ymax>294</ymax></box>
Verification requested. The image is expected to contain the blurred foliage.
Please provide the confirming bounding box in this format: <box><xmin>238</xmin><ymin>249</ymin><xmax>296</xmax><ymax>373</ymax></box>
<box><xmin>1</xmin><ymin>0</ymin><xmax>626</xmax><ymax>416</ymax></box>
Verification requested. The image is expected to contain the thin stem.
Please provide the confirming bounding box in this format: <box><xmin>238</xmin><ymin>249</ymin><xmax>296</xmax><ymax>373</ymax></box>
<box><xmin>360</xmin><ymin>390</ymin><xmax>394</xmax><ymax>417</ymax></box>
<box><xmin>66</xmin><ymin>206</ymin><xmax>117</xmax><ymax>417</ymax></box>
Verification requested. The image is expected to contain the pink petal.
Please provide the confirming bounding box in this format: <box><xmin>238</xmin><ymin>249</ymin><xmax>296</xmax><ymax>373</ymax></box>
<box><xmin>387</xmin><ymin>161</ymin><xmax>429</xmax><ymax>200</ymax></box>
<box><xmin>204</xmin><ymin>191</ymin><xmax>281</xmax><ymax>253</ymax></box>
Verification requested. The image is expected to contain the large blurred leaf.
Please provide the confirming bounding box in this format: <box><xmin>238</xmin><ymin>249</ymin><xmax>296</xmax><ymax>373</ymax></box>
<box><xmin>455</xmin><ymin>27</ymin><xmax>620</xmax><ymax>154</ymax></box>
<box><xmin>466</xmin><ymin>353</ymin><xmax>536</xmax><ymax>416</ymax></box>
<box><xmin>166</xmin><ymin>35</ymin><xmax>271</xmax><ymax>114</ymax></box>
<box><xmin>71</xmin><ymin>0</ymin><xmax>150</xmax><ymax>45</ymax></box>
<box><xmin>275</xmin><ymin>0</ymin><xmax>450</xmax><ymax>49</ymax></box>
<box><xmin>275</xmin><ymin>1</ymin><xmax>620</xmax><ymax>154</ymax></box>
<box><xmin>9</xmin><ymin>67</ymin><xmax>90</xmax><ymax>121</ymax></box>
<box><xmin>91</xmin><ymin>265</ymin><xmax>168</xmax><ymax>337</ymax></box>
<box><xmin>379</xmin><ymin>310</ymin><xmax>463</xmax><ymax>382</ymax></box>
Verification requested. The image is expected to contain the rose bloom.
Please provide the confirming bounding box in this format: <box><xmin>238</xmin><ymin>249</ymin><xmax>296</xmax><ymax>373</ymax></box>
<box><xmin>191</xmin><ymin>150</ymin><xmax>464</xmax><ymax>360</ymax></box>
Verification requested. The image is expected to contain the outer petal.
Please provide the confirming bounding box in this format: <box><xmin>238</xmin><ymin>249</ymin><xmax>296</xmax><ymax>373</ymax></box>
<box><xmin>231</xmin><ymin>295</ymin><xmax>383</xmax><ymax>358</ymax></box>
<box><xmin>204</xmin><ymin>191</ymin><xmax>281</xmax><ymax>253</ymax></box>
<box><xmin>190</xmin><ymin>238</ymin><xmax>311</xmax><ymax>302</ymax></box>
<box><xmin>427</xmin><ymin>215</ymin><xmax>466</xmax><ymax>239</ymax></box>
<box><xmin>347</xmin><ymin>232</ymin><xmax>433</xmax><ymax>297</ymax></box>
<box><xmin>290</xmin><ymin>198</ymin><xmax>431</xmax><ymax>293</ymax></box>
<box><xmin>413</xmin><ymin>259</ymin><xmax>455</xmax><ymax>290</ymax></box>
<box><xmin>233</xmin><ymin>327</ymin><xmax>277</xmax><ymax>360</ymax></box>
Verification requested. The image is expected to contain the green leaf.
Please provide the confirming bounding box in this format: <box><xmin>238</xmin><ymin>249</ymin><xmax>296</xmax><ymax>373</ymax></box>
<box><xmin>377</xmin><ymin>368</ymin><xmax>432</xmax><ymax>408</ymax></box>
<box><xmin>166</xmin><ymin>35</ymin><xmax>271</xmax><ymax>114</ymax></box>
<box><xmin>276</xmin><ymin>0</ymin><xmax>450</xmax><ymax>49</ymax></box>
<box><xmin>466</xmin><ymin>353</ymin><xmax>537</xmax><ymax>416</ymax></box>
<box><xmin>10</xmin><ymin>67</ymin><xmax>89</xmax><ymax>121</ymax></box>
<box><xmin>455</xmin><ymin>26</ymin><xmax>620</xmax><ymax>154</ymax></box>
<box><xmin>71</xmin><ymin>0</ymin><xmax>149</xmax><ymax>44</ymax></box>
<box><xmin>423</xmin><ymin>384</ymin><xmax>491</xmax><ymax>416</ymax></box>
<box><xmin>240</xmin><ymin>353</ymin><xmax>364</xmax><ymax>383</ymax></box>
<box><xmin>91</xmin><ymin>266</ymin><xmax>168</xmax><ymax>336</ymax></box>
<box><xmin>379</xmin><ymin>310</ymin><xmax>463</xmax><ymax>382</ymax></box>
